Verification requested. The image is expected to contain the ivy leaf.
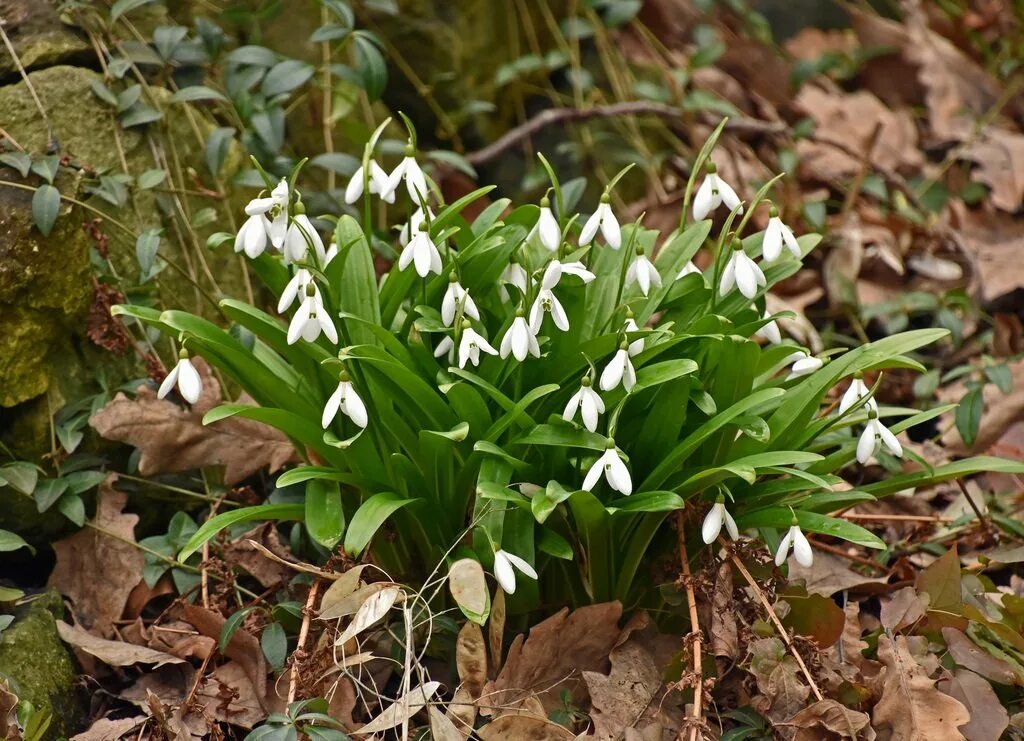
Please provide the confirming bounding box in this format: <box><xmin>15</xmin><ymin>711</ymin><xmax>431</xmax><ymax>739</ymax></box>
<box><xmin>136</xmin><ymin>169</ymin><xmax>167</xmax><ymax>189</ymax></box>
<box><xmin>205</xmin><ymin>126</ymin><xmax>236</xmax><ymax>177</ymax></box>
<box><xmin>0</xmin><ymin>152</ymin><xmax>31</xmax><ymax>177</ymax></box>
<box><xmin>32</xmin><ymin>184</ymin><xmax>60</xmax><ymax>236</ymax></box>
<box><xmin>353</xmin><ymin>33</ymin><xmax>387</xmax><ymax>101</ymax></box>
<box><xmin>171</xmin><ymin>85</ymin><xmax>227</xmax><ymax>103</ymax></box>
<box><xmin>261</xmin><ymin>622</ymin><xmax>288</xmax><ymax>672</ymax></box>
<box><xmin>261</xmin><ymin>60</ymin><xmax>314</xmax><ymax>98</ymax></box>
<box><xmin>110</xmin><ymin>0</ymin><xmax>157</xmax><ymax>22</ymax></box>
<box><xmin>956</xmin><ymin>387</ymin><xmax>983</xmax><ymax>448</ymax></box>
<box><xmin>119</xmin><ymin>104</ymin><xmax>163</xmax><ymax>128</ymax></box>
<box><xmin>90</xmin><ymin>80</ymin><xmax>119</xmax><ymax>107</ymax></box>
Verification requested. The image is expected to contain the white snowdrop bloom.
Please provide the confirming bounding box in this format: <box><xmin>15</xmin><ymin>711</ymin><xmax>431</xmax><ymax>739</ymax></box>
<box><xmin>676</xmin><ymin>260</ymin><xmax>701</xmax><ymax>280</ymax></box>
<box><xmin>702</xmin><ymin>498</ymin><xmax>739</xmax><ymax>544</ymax></box>
<box><xmin>762</xmin><ymin>207</ymin><xmax>801</xmax><ymax>261</ymax></box>
<box><xmin>434</xmin><ymin>335</ymin><xmax>455</xmax><ymax>361</ymax></box>
<box><xmin>624</xmin><ymin>314</ymin><xmax>644</xmax><ymax>357</ymax></box>
<box><xmin>234</xmin><ymin>213</ymin><xmax>271</xmax><ymax>258</ymax></box>
<box><xmin>839</xmin><ymin>371</ymin><xmax>877</xmax><ymax>416</ymax></box>
<box><xmin>441</xmin><ymin>274</ymin><xmax>479</xmax><ymax>327</ymax></box>
<box><xmin>528</xmin><ymin>267</ymin><xmax>570</xmax><ymax>333</ymax></box>
<box><xmin>400</xmin><ymin>206</ymin><xmax>434</xmax><ymax>247</ymax></box>
<box><xmin>282</xmin><ymin>206</ymin><xmax>326</xmax><ymax>264</ymax></box>
<box><xmin>600</xmin><ymin>342</ymin><xmax>637</xmax><ymax>392</ymax></box>
<box><xmin>387</xmin><ymin>147</ymin><xmax>428</xmax><ymax>201</ymax></box>
<box><xmin>579</xmin><ymin>194</ymin><xmax>621</xmax><ymax>249</ymax></box>
<box><xmin>499</xmin><ymin>311</ymin><xmax>540</xmax><ymax>362</ymax></box>
<box><xmin>499</xmin><ymin>259</ymin><xmax>529</xmax><ymax>303</ymax></box>
<box><xmin>583</xmin><ymin>439</ymin><xmax>632</xmax><ymax>495</ymax></box>
<box><xmin>720</xmin><ymin>241</ymin><xmax>765</xmax><ymax>300</ymax></box>
<box><xmin>457</xmin><ymin>321</ymin><xmax>498</xmax><ymax>368</ymax></box>
<box><xmin>755</xmin><ymin>308</ymin><xmax>782</xmax><ymax>345</ymax></box>
<box><xmin>557</xmin><ymin>260</ymin><xmax>596</xmax><ymax>283</ymax></box>
<box><xmin>625</xmin><ymin>249</ymin><xmax>662</xmax><ymax>297</ymax></box>
<box><xmin>493</xmin><ymin>549</ymin><xmax>537</xmax><ymax>595</ymax></box>
<box><xmin>530</xmin><ymin>197</ymin><xmax>561</xmax><ymax>252</ymax></box>
<box><xmin>563</xmin><ymin>377</ymin><xmax>605</xmax><ymax>432</ymax></box>
<box><xmin>277</xmin><ymin>269</ymin><xmax>321</xmax><ymax>313</ymax></box>
<box><xmin>344</xmin><ymin>160</ymin><xmax>394</xmax><ymax>205</ymax></box>
<box><xmin>322</xmin><ymin>372</ymin><xmax>368</xmax><ymax>429</ymax></box>
<box><xmin>693</xmin><ymin>162</ymin><xmax>743</xmax><ymax>221</ymax></box>
<box><xmin>857</xmin><ymin>409</ymin><xmax>902</xmax><ymax>465</ymax></box>
<box><xmin>775</xmin><ymin>523</ymin><xmax>813</xmax><ymax>567</ymax></box>
<box><xmin>244</xmin><ymin>177</ymin><xmax>289</xmax><ymax>216</ymax></box>
<box><xmin>158</xmin><ymin>351</ymin><xmax>202</xmax><ymax>405</ymax></box>
<box><xmin>398</xmin><ymin>222</ymin><xmax>442</xmax><ymax>278</ymax></box>
<box><xmin>287</xmin><ymin>285</ymin><xmax>338</xmax><ymax>345</ymax></box>
<box><xmin>323</xmin><ymin>241</ymin><xmax>338</xmax><ymax>266</ymax></box>
<box><xmin>786</xmin><ymin>351</ymin><xmax>823</xmax><ymax>380</ymax></box>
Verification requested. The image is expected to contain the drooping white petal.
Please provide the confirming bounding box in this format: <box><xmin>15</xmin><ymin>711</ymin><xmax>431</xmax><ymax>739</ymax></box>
<box><xmin>582</xmin><ymin>455</ymin><xmax>605</xmax><ymax>492</ymax></box>
<box><xmin>605</xmin><ymin>451</ymin><xmax>632</xmax><ymax>495</ymax></box>
<box><xmin>734</xmin><ymin>254</ymin><xmax>758</xmax><ymax>299</ymax></box>
<box><xmin>702</xmin><ymin>503</ymin><xmax>724</xmax><ymax>544</ymax></box>
<box><xmin>176</xmin><ymin>359</ymin><xmax>202</xmax><ymax>404</ymax></box>
<box><xmin>317</xmin><ymin>308</ymin><xmax>338</xmax><ymax>344</ymax></box>
<box><xmin>562</xmin><ymin>388</ymin><xmax>583</xmax><ymax>424</ymax></box>
<box><xmin>756</xmin><ymin>311</ymin><xmax>782</xmax><ymax>345</ymax></box>
<box><xmin>503</xmin><ymin>551</ymin><xmax>538</xmax><ymax>581</ymax></box>
<box><xmin>442</xmin><ymin>282</ymin><xmax>459</xmax><ymax>327</ymax></box>
<box><xmin>549</xmin><ymin>294</ymin><xmax>569</xmax><ymax>331</ymax></box>
<box><xmin>537</xmin><ymin>207</ymin><xmax>561</xmax><ymax>252</ymax></box>
<box><xmin>402</xmin><ymin>157</ymin><xmax>428</xmax><ymax>200</ymax></box>
<box><xmin>344</xmin><ymin>165</ymin><xmax>365</xmax><ymax>204</ymax></box>
<box><xmin>693</xmin><ymin>176</ymin><xmax>718</xmax><ymax>221</ymax></box>
<box><xmin>501</xmin><ymin>263</ymin><xmax>529</xmax><ymax>295</ymax></box>
<box><xmin>774</xmin><ymin>527</ymin><xmax>795</xmax><ymax>566</ymax></box>
<box><xmin>723</xmin><ymin>508</ymin><xmax>739</xmax><ymax>540</ymax></box>
<box><xmin>676</xmin><ymin>260</ymin><xmax>701</xmax><ymax>280</ymax></box>
<box><xmin>599</xmin><ymin>204</ymin><xmax>621</xmax><ymax>249</ymax></box>
<box><xmin>600</xmin><ymin>349</ymin><xmax>627</xmax><ymax>391</ymax></box>
<box><xmin>838</xmin><ymin>380</ymin><xmax>865</xmax><ymax>416</ymax></box>
<box><xmin>268</xmin><ymin>211</ymin><xmax>288</xmax><ymax>250</ymax></box>
<box><xmin>560</xmin><ymin>261</ymin><xmax>596</xmax><ymax>283</ymax></box>
<box><xmin>370</xmin><ymin>161</ymin><xmax>394</xmax><ymax>202</ymax></box>
<box><xmin>719</xmin><ymin>254</ymin><xmax>737</xmax><ymax>296</ymax></box>
<box><xmin>580</xmin><ymin>388</ymin><xmax>601</xmax><ymax>432</ymax></box>
<box><xmin>579</xmin><ymin>209</ymin><xmax>602</xmax><ymax>246</ymax></box>
<box><xmin>781</xmin><ymin>221</ymin><xmax>801</xmax><ymax>257</ymax></box>
<box><xmin>157</xmin><ymin>363</ymin><xmax>179</xmax><ymax>400</ymax></box>
<box><xmin>342</xmin><ymin>383</ymin><xmax>368</xmax><ymax>428</ymax></box>
<box><xmin>856</xmin><ymin>424</ymin><xmax>878</xmax><ymax>465</ymax></box>
<box><xmin>434</xmin><ymin>336</ymin><xmax>454</xmax><ymax>359</ymax></box>
<box><xmin>541</xmin><ymin>261</ymin><xmax>563</xmax><ymax>290</ymax></box>
<box><xmin>286</xmin><ymin>306</ymin><xmax>307</xmax><ymax>345</ymax></box>
<box><xmin>622</xmin><ymin>356</ymin><xmax>636</xmax><ymax>391</ymax></box>
<box><xmin>322</xmin><ymin>384</ymin><xmax>344</xmax><ymax>428</ymax></box>
<box><xmin>762</xmin><ymin>218</ymin><xmax>783</xmax><ymax>262</ymax></box>
<box><xmin>244</xmin><ymin>196</ymin><xmax>277</xmax><ymax>216</ymax></box>
<box><xmin>294</xmin><ymin>214</ymin><xmax>326</xmax><ymax>263</ymax></box>
<box><xmin>791</xmin><ymin>527</ymin><xmax>813</xmax><ymax>567</ymax></box>
<box><xmin>878</xmin><ymin>423</ymin><xmax>903</xmax><ymax>457</ymax></box>
<box><xmin>493</xmin><ymin>551</ymin><xmax>516</xmax><ymax>594</ymax></box>
<box><xmin>717</xmin><ymin>177</ymin><xmax>743</xmax><ymax>213</ymax></box>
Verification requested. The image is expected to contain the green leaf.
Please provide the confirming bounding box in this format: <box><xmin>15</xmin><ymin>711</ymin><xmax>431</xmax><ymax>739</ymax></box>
<box><xmin>219</xmin><ymin>606</ymin><xmax>258</xmax><ymax>652</ymax></box>
<box><xmin>31</xmin><ymin>184</ymin><xmax>60</xmax><ymax>236</ymax></box>
<box><xmin>605</xmin><ymin>490</ymin><xmax>684</xmax><ymax>513</ymax></box>
<box><xmin>57</xmin><ymin>494</ymin><xmax>86</xmax><ymax>526</ymax></box>
<box><xmin>955</xmin><ymin>387</ymin><xmax>983</xmax><ymax>447</ymax></box>
<box><xmin>171</xmin><ymin>85</ymin><xmax>228</xmax><ymax>103</ymax></box>
<box><xmin>119</xmin><ymin>105</ymin><xmax>163</xmax><ymax>128</ymax></box>
<box><xmin>735</xmin><ymin>509</ymin><xmax>885</xmax><ymax>550</ymax></box>
<box><xmin>33</xmin><ymin>478</ymin><xmax>69</xmax><ymax>513</ymax></box>
<box><xmin>89</xmin><ymin>80</ymin><xmax>118</xmax><ymax>107</ymax></box>
<box><xmin>859</xmin><ymin>456</ymin><xmax>1024</xmax><ymax>498</ymax></box>
<box><xmin>0</xmin><ymin>529</ymin><xmax>32</xmax><ymax>554</ymax></box>
<box><xmin>179</xmin><ymin>504</ymin><xmax>305</xmax><ymax>562</ymax></box>
<box><xmin>261</xmin><ymin>622</ymin><xmax>288</xmax><ymax>672</ymax></box>
<box><xmin>205</xmin><ymin>127</ymin><xmax>236</xmax><ymax>177</ymax></box>
<box><xmin>262</xmin><ymin>60</ymin><xmax>315</xmax><ymax>98</ymax></box>
<box><xmin>353</xmin><ymin>33</ymin><xmax>387</xmax><ymax>101</ymax></box>
<box><xmin>329</xmin><ymin>216</ymin><xmax>381</xmax><ymax>345</ymax></box>
<box><xmin>305</xmin><ymin>479</ymin><xmax>345</xmax><ymax>549</ymax></box>
<box><xmin>110</xmin><ymin>0</ymin><xmax>156</xmax><ymax>22</ymax></box>
<box><xmin>0</xmin><ymin>462</ymin><xmax>39</xmax><ymax>495</ymax></box>
<box><xmin>343</xmin><ymin>492</ymin><xmax>417</xmax><ymax>557</ymax></box>
<box><xmin>136</xmin><ymin>169</ymin><xmax>167</xmax><ymax>189</ymax></box>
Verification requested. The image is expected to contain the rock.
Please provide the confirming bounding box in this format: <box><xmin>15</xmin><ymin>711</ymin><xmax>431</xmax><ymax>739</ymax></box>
<box><xmin>0</xmin><ymin>590</ymin><xmax>84</xmax><ymax>739</ymax></box>
<box><xmin>0</xmin><ymin>1</ymin><xmax>92</xmax><ymax>77</ymax></box>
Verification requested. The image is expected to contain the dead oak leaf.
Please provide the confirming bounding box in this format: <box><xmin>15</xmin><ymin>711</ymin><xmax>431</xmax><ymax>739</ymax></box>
<box><xmin>964</xmin><ymin>128</ymin><xmax>1024</xmax><ymax>213</ymax></box>
<box><xmin>782</xmin><ymin>699</ymin><xmax>876</xmax><ymax>740</ymax></box>
<box><xmin>938</xmin><ymin>668</ymin><xmax>1008</xmax><ymax>741</ymax></box>
<box><xmin>582</xmin><ymin>641</ymin><xmax>664</xmax><ymax>741</ymax></box>
<box><xmin>748</xmin><ymin>637</ymin><xmax>811</xmax><ymax>724</ymax></box>
<box><xmin>873</xmin><ymin>634</ymin><xmax>970</xmax><ymax>740</ymax></box>
<box><xmin>48</xmin><ymin>476</ymin><xmax>143</xmax><ymax>638</ymax></box>
<box><xmin>56</xmin><ymin>621</ymin><xmax>184</xmax><ymax>668</ymax></box>
<box><xmin>481</xmin><ymin>602</ymin><xmax>622</xmax><ymax>716</ymax></box>
<box><xmin>89</xmin><ymin>358</ymin><xmax>295</xmax><ymax>485</ymax></box>
<box><xmin>70</xmin><ymin>717</ymin><xmax>147</xmax><ymax>740</ymax></box>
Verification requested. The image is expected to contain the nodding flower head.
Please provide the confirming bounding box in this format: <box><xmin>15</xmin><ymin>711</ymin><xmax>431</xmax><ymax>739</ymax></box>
<box><xmin>441</xmin><ymin>274</ymin><xmax>480</xmax><ymax>327</ymax></box>
<box><xmin>287</xmin><ymin>283</ymin><xmax>338</xmax><ymax>345</ymax></box>
<box><xmin>762</xmin><ymin>205</ymin><xmax>801</xmax><ymax>262</ymax></box>
<box><xmin>582</xmin><ymin>438</ymin><xmax>632</xmax><ymax>495</ymax></box>
<box><xmin>158</xmin><ymin>349</ymin><xmax>203</xmax><ymax>405</ymax></box>
<box><xmin>775</xmin><ymin>521</ymin><xmax>813</xmax><ymax>568</ymax></box>
<box><xmin>600</xmin><ymin>341</ymin><xmax>637</xmax><ymax>392</ymax></box>
<box><xmin>532</xmin><ymin>196</ymin><xmax>561</xmax><ymax>252</ymax></box>
<box><xmin>492</xmin><ymin>549</ymin><xmax>537</xmax><ymax>595</ymax></box>
<box><xmin>457</xmin><ymin>320</ymin><xmax>498</xmax><ymax>368</ymax></box>
<box><xmin>625</xmin><ymin>247</ymin><xmax>662</xmax><ymax>297</ymax></box>
<box><xmin>693</xmin><ymin>161</ymin><xmax>743</xmax><ymax>221</ymax></box>
<box><xmin>580</xmin><ymin>193</ymin><xmax>621</xmax><ymax>249</ymax></box>
<box><xmin>398</xmin><ymin>221</ymin><xmax>442</xmax><ymax>278</ymax></box>
<box><xmin>322</xmin><ymin>370</ymin><xmax>368</xmax><ymax>430</ymax></box>
<box><xmin>702</xmin><ymin>495</ymin><xmax>740</xmax><ymax>545</ymax></box>
<box><xmin>857</xmin><ymin>408</ymin><xmax>902</xmax><ymax>465</ymax></box>
<box><xmin>563</xmin><ymin>375</ymin><xmax>605</xmax><ymax>432</ymax></box>
<box><xmin>499</xmin><ymin>309</ymin><xmax>540</xmax><ymax>362</ymax></box>
<box><xmin>720</xmin><ymin>239</ymin><xmax>765</xmax><ymax>300</ymax></box>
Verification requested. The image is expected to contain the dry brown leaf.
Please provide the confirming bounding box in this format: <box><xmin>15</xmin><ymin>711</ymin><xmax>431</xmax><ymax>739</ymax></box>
<box><xmin>456</xmin><ymin>620</ymin><xmax>487</xmax><ymax>699</ymax></box>
<box><xmin>873</xmin><ymin>634</ymin><xmax>970</xmax><ymax>740</ymax></box>
<box><xmin>787</xmin><ymin>551</ymin><xmax>890</xmax><ymax>597</ymax></box>
<box><xmin>938</xmin><ymin>669</ymin><xmax>1008</xmax><ymax>741</ymax></box>
<box><xmin>481</xmin><ymin>602</ymin><xmax>622</xmax><ymax>716</ymax></box>
<box><xmin>880</xmin><ymin>586</ymin><xmax>928</xmax><ymax>632</ymax></box>
<box><xmin>748</xmin><ymin>637</ymin><xmax>811</xmax><ymax>724</ymax></box>
<box><xmin>476</xmin><ymin>714</ymin><xmax>575</xmax><ymax>740</ymax></box>
<box><xmin>321</xmin><ymin>579</ymin><xmax>391</xmax><ymax>621</ymax></box>
<box><xmin>195</xmin><ymin>661</ymin><xmax>267</xmax><ymax>729</ymax></box>
<box><xmin>488</xmin><ymin>588</ymin><xmax>506</xmax><ymax>673</ymax></box>
<box><xmin>582</xmin><ymin>641</ymin><xmax>662</xmax><ymax>740</ymax></box>
<box><xmin>89</xmin><ymin>358</ymin><xmax>295</xmax><ymax>485</ymax></box>
<box><xmin>428</xmin><ymin>706</ymin><xmax>465</xmax><ymax>741</ymax></box>
<box><xmin>449</xmin><ymin>558</ymin><xmax>488</xmax><ymax>620</ymax></box>
<box><xmin>357</xmin><ymin>681</ymin><xmax>440</xmax><ymax>735</ymax></box>
<box><xmin>446</xmin><ymin>685</ymin><xmax>477</xmax><ymax>738</ymax></box>
<box><xmin>180</xmin><ymin>604</ymin><xmax>267</xmax><ymax>703</ymax></box>
<box><xmin>336</xmin><ymin>585</ymin><xmax>401</xmax><ymax>645</ymax></box>
<box><xmin>941</xmin><ymin>627</ymin><xmax>1022</xmax><ymax>685</ymax></box>
<box><xmin>783</xmin><ymin>699</ymin><xmax>876</xmax><ymax>740</ymax></box>
<box><xmin>56</xmin><ymin>621</ymin><xmax>184</xmax><ymax>667</ymax></box>
<box><xmin>710</xmin><ymin>560</ymin><xmax>739</xmax><ymax>659</ymax></box>
<box><xmin>70</xmin><ymin>717</ymin><xmax>147</xmax><ymax>740</ymax></box>
<box><xmin>48</xmin><ymin>476</ymin><xmax>143</xmax><ymax>638</ymax></box>
<box><xmin>0</xmin><ymin>680</ymin><xmax>19</xmax><ymax>741</ymax></box>
<box><xmin>220</xmin><ymin>524</ymin><xmax>293</xmax><ymax>588</ymax></box>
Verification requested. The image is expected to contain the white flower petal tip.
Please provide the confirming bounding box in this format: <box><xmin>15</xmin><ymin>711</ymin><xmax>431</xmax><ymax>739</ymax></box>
<box><xmin>785</xmin><ymin>351</ymin><xmax>824</xmax><ymax>380</ymax></box>
<box><xmin>321</xmin><ymin>376</ymin><xmax>368</xmax><ymax>430</ymax></box>
<box><xmin>857</xmin><ymin>413</ymin><xmax>902</xmax><ymax>465</ymax></box>
<box><xmin>457</xmin><ymin>323</ymin><xmax>498</xmax><ymax>369</ymax></box>
<box><xmin>344</xmin><ymin>160</ymin><xmax>393</xmax><ymax>204</ymax></box>
<box><xmin>528</xmin><ymin>288</ymin><xmax>569</xmax><ymax>334</ymax></box>
<box><xmin>398</xmin><ymin>226</ymin><xmax>442</xmax><ymax>278</ymax></box>
<box><xmin>234</xmin><ymin>213</ymin><xmax>270</xmax><ymax>258</ymax></box>
<box><xmin>580</xmin><ymin>199</ymin><xmax>620</xmax><ymax>248</ymax></box>
<box><xmin>675</xmin><ymin>260</ymin><xmax>701</xmax><ymax>281</ymax></box>
<box><xmin>582</xmin><ymin>442</ymin><xmax>632</xmax><ymax>496</ymax></box>
<box><xmin>441</xmin><ymin>277</ymin><xmax>480</xmax><ymax>327</ymax></box>
<box><xmin>837</xmin><ymin>374</ymin><xmax>877</xmax><ymax>416</ymax></box>
<box><xmin>775</xmin><ymin>524</ymin><xmax>813</xmax><ymax>568</ymax></box>
<box><xmin>624</xmin><ymin>317</ymin><xmax>644</xmax><ymax>357</ymax></box>
<box><xmin>535</xmin><ymin>203</ymin><xmax>561</xmax><ymax>252</ymax></box>
<box><xmin>286</xmin><ymin>293</ymin><xmax>338</xmax><ymax>345</ymax></box>
<box><xmin>599</xmin><ymin>344</ymin><xmax>637</xmax><ymax>392</ymax></box>
<box><xmin>493</xmin><ymin>549</ymin><xmax>537</xmax><ymax>594</ymax></box>
<box><xmin>701</xmin><ymin>501</ymin><xmax>740</xmax><ymax>544</ymax></box>
<box><xmin>562</xmin><ymin>379</ymin><xmax>605</xmax><ymax>433</ymax></box>
<box><xmin>719</xmin><ymin>243</ymin><xmax>765</xmax><ymax>300</ymax></box>
<box><xmin>692</xmin><ymin>165</ymin><xmax>743</xmax><ymax>221</ymax></box>
<box><xmin>625</xmin><ymin>253</ymin><xmax>662</xmax><ymax>297</ymax></box>
<box><xmin>158</xmin><ymin>355</ymin><xmax>203</xmax><ymax>405</ymax></box>
<box><xmin>755</xmin><ymin>310</ymin><xmax>783</xmax><ymax>345</ymax></box>
<box><xmin>499</xmin><ymin>315</ymin><xmax>540</xmax><ymax>362</ymax></box>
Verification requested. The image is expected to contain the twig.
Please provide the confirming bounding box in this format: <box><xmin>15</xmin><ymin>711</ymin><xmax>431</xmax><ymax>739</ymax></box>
<box><xmin>806</xmin><ymin>538</ymin><xmax>888</xmax><ymax>573</ymax></box>
<box><xmin>843</xmin><ymin>513</ymin><xmax>954</xmax><ymax>523</ymax></box>
<box><xmin>288</xmin><ymin>580</ymin><xmax>320</xmax><ymax>705</ymax></box>
<box><xmin>674</xmin><ymin>511</ymin><xmax>705</xmax><ymax>741</ymax></box>
<box><xmin>0</xmin><ymin>21</ymin><xmax>53</xmax><ymax>136</ymax></box>
<box><xmin>465</xmin><ymin>103</ymin><xmax>786</xmax><ymax>166</ymax></box>
<box><xmin>955</xmin><ymin>478</ymin><xmax>990</xmax><ymax>529</ymax></box>
<box><xmin>724</xmin><ymin>543</ymin><xmax>825</xmax><ymax>702</ymax></box>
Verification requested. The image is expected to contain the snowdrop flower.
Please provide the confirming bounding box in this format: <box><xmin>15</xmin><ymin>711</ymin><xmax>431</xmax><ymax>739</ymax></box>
<box><xmin>234</xmin><ymin>211</ymin><xmax>271</xmax><ymax>258</ymax></box>
<box><xmin>282</xmin><ymin>203</ymin><xmax>326</xmax><ymax>264</ymax></box>
<box><xmin>398</xmin><ymin>222</ymin><xmax>442</xmax><ymax>278</ymax></box>
<box><xmin>500</xmin><ymin>309</ymin><xmax>540</xmax><ymax>362</ymax></box>
<box><xmin>287</xmin><ymin>284</ymin><xmax>338</xmax><ymax>345</ymax></box>
<box><xmin>243</xmin><ymin>179</ymin><xmax>290</xmax><ymax>250</ymax></box>
<box><xmin>551</xmin><ymin>260</ymin><xmax>596</xmax><ymax>284</ymax></box>
<box><xmin>457</xmin><ymin>320</ymin><xmax>498</xmax><ymax>368</ymax></box>
<box><xmin>857</xmin><ymin>409</ymin><xmax>902</xmax><ymax>465</ymax></box>
<box><xmin>755</xmin><ymin>308</ymin><xmax>782</xmax><ymax>345</ymax></box>
<box><xmin>441</xmin><ymin>274</ymin><xmax>479</xmax><ymax>327</ymax></box>
<box><xmin>839</xmin><ymin>371</ymin><xmax>877</xmax><ymax>416</ymax></box>
<box><xmin>583</xmin><ymin>439</ymin><xmax>632</xmax><ymax>495</ymax></box>
<box><xmin>528</xmin><ymin>262</ymin><xmax>569</xmax><ymax>333</ymax></box>
<box><xmin>786</xmin><ymin>351</ymin><xmax>824</xmax><ymax>380</ymax></box>
<box><xmin>277</xmin><ymin>269</ymin><xmax>321</xmax><ymax>313</ymax></box>
<box><xmin>762</xmin><ymin>206</ymin><xmax>800</xmax><ymax>261</ymax></box>
<box><xmin>600</xmin><ymin>341</ymin><xmax>637</xmax><ymax>392</ymax></box>
<box><xmin>387</xmin><ymin>145</ymin><xmax>428</xmax><ymax>201</ymax></box>
<box><xmin>400</xmin><ymin>206</ymin><xmax>434</xmax><ymax>247</ymax></box>
<box><xmin>344</xmin><ymin>160</ymin><xmax>394</xmax><ymax>204</ymax></box>
<box><xmin>499</xmin><ymin>258</ymin><xmax>529</xmax><ymax>303</ymax></box>
<box><xmin>676</xmin><ymin>260</ymin><xmax>701</xmax><ymax>280</ymax></box>
<box><xmin>493</xmin><ymin>549</ymin><xmax>537</xmax><ymax>595</ymax></box>
<box><xmin>322</xmin><ymin>371</ymin><xmax>368</xmax><ymax>429</ymax></box>
<box><xmin>775</xmin><ymin>520</ymin><xmax>813</xmax><ymax>568</ymax></box>
<box><xmin>323</xmin><ymin>241</ymin><xmax>338</xmax><ymax>266</ymax></box>
<box><xmin>693</xmin><ymin>162</ymin><xmax>742</xmax><ymax>221</ymax></box>
<box><xmin>720</xmin><ymin>240</ymin><xmax>765</xmax><ymax>300</ymax></box>
<box><xmin>434</xmin><ymin>335</ymin><xmax>455</xmax><ymax>362</ymax></box>
<box><xmin>530</xmin><ymin>196</ymin><xmax>561</xmax><ymax>252</ymax></box>
<box><xmin>579</xmin><ymin>194</ymin><xmax>621</xmax><ymax>249</ymax></box>
<box><xmin>563</xmin><ymin>376</ymin><xmax>605</xmax><ymax>432</ymax></box>
<box><xmin>702</xmin><ymin>496</ymin><xmax>740</xmax><ymax>544</ymax></box>
<box><xmin>158</xmin><ymin>350</ymin><xmax>202</xmax><ymax>404</ymax></box>
<box><xmin>623</xmin><ymin>312</ymin><xmax>644</xmax><ymax>356</ymax></box>
<box><xmin>625</xmin><ymin>247</ymin><xmax>662</xmax><ymax>297</ymax></box>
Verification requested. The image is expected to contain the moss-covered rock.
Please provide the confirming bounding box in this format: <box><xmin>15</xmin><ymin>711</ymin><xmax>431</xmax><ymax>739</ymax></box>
<box><xmin>0</xmin><ymin>1</ymin><xmax>92</xmax><ymax>78</ymax></box>
<box><xmin>0</xmin><ymin>590</ymin><xmax>83</xmax><ymax>740</ymax></box>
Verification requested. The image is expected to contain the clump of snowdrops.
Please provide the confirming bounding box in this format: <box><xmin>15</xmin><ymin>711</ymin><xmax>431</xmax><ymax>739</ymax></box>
<box><xmin>119</xmin><ymin>119</ymin><xmax>1006</xmax><ymax>619</ymax></box>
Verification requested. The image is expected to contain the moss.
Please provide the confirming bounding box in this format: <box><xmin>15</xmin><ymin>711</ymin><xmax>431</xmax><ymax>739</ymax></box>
<box><xmin>0</xmin><ymin>2</ymin><xmax>92</xmax><ymax>78</ymax></box>
<box><xmin>0</xmin><ymin>591</ymin><xmax>83</xmax><ymax>740</ymax></box>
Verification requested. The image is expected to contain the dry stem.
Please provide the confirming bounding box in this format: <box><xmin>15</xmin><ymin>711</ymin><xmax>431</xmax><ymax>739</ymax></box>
<box><xmin>675</xmin><ymin>511</ymin><xmax>705</xmax><ymax>741</ymax></box>
<box><xmin>288</xmin><ymin>580</ymin><xmax>320</xmax><ymax>705</ymax></box>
